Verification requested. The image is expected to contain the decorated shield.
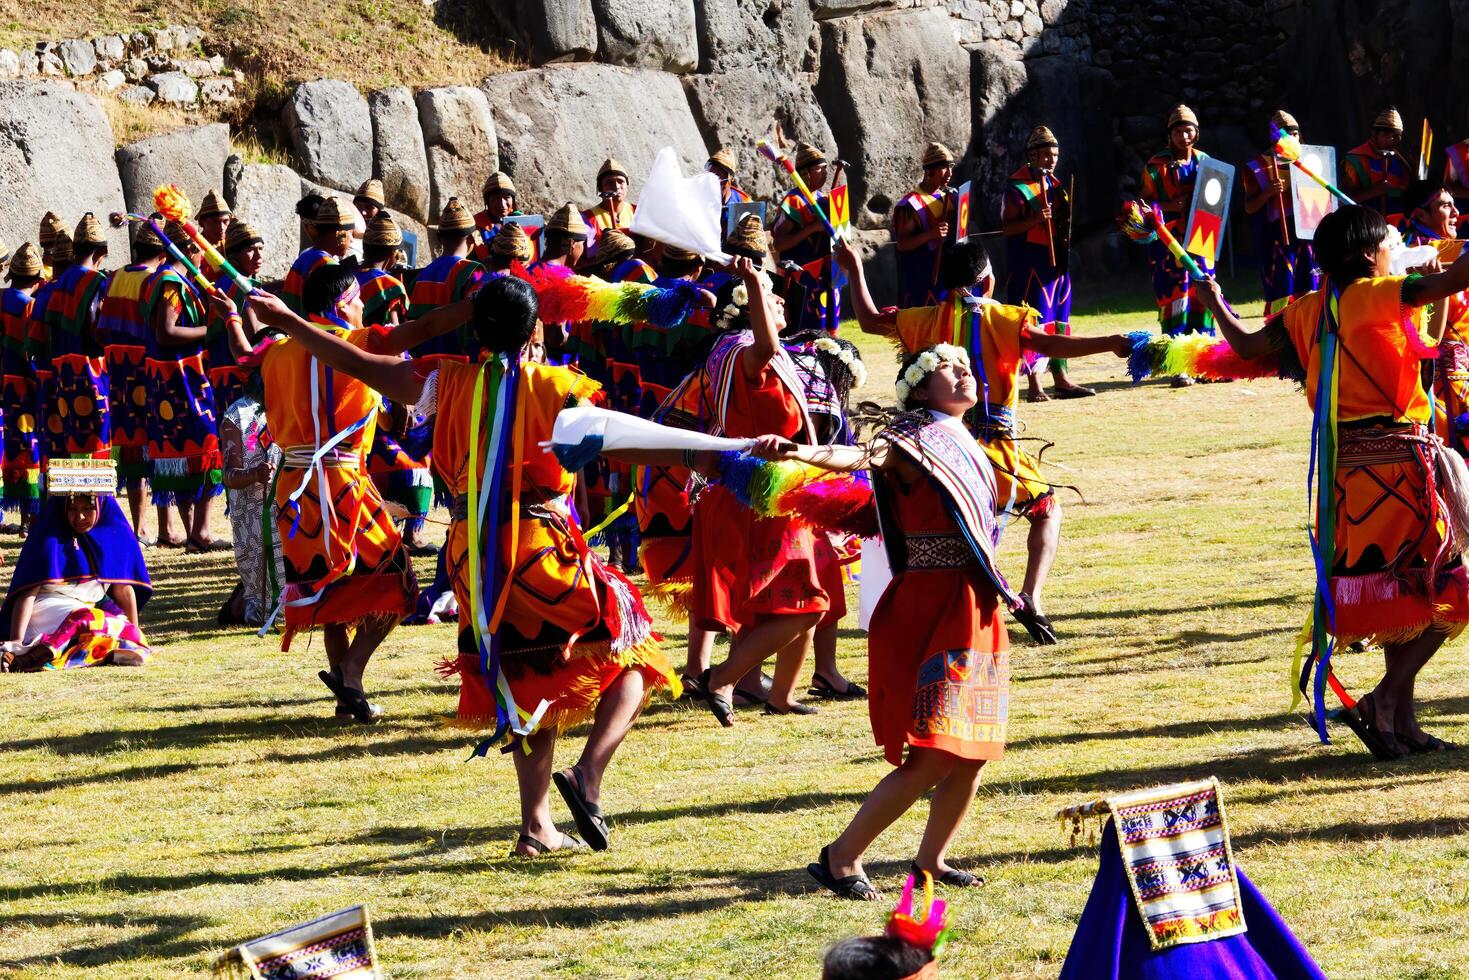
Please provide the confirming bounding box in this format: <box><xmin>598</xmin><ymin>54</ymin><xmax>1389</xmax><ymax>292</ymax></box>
<box><xmin>954</xmin><ymin>181</ymin><xmax>972</xmax><ymax>243</ymax></box>
<box><xmin>1291</xmin><ymin>144</ymin><xmax>1338</xmax><ymax>241</ymax></box>
<box><xmin>827</xmin><ymin>184</ymin><xmax>851</xmax><ymax>234</ymax></box>
<box><xmin>1183</xmin><ymin>158</ymin><xmax>1234</xmax><ymax>265</ymax></box>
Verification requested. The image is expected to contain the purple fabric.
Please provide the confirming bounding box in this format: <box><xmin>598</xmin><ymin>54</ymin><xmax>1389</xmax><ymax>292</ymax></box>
<box><xmin>1059</xmin><ymin>821</ymin><xmax>1327</xmax><ymax>980</ymax></box>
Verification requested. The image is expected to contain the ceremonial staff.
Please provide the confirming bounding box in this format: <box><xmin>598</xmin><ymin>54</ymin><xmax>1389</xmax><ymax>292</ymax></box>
<box><xmin>1268</xmin><ymin>154</ymin><xmax>1291</xmax><ymax>244</ymax></box>
<box><xmin>1039</xmin><ymin>172</ymin><xmax>1056</xmax><ymax>267</ymax></box>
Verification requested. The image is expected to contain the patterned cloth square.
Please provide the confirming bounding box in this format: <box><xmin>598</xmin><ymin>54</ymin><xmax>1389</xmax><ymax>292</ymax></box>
<box><xmin>220</xmin><ymin>905</ymin><xmax>379</xmax><ymax>979</ymax></box>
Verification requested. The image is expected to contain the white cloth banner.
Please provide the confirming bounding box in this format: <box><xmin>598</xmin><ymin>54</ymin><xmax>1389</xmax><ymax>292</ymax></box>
<box><xmin>631</xmin><ymin>146</ymin><xmax>727</xmax><ymax>261</ymax></box>
<box><xmin>857</xmin><ymin>536</ymin><xmax>891</xmax><ymax>632</ymax></box>
<box><xmin>548</xmin><ymin>406</ymin><xmax>754</xmax><ymax>455</ymax></box>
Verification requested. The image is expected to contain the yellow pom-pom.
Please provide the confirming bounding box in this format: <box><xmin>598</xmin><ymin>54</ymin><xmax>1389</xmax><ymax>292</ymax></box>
<box><xmin>153</xmin><ymin>183</ymin><xmax>192</xmax><ymax>223</ymax></box>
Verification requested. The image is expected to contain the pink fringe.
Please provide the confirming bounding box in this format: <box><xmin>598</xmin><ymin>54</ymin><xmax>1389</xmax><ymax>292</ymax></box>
<box><xmin>1191</xmin><ymin>342</ymin><xmax>1285</xmax><ymax>381</ymax></box>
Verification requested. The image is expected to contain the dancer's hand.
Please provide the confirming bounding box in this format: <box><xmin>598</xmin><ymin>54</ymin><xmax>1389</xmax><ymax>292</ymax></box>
<box><xmin>205</xmin><ymin>291</ymin><xmax>237</xmax><ymax>319</ymax></box>
<box><xmin>246</xmin><ymin>291</ymin><xmax>298</xmax><ymax>331</ymax></box>
<box><xmin>746</xmin><ymin>434</ymin><xmax>792</xmax><ymax>460</ymax></box>
<box><xmin>1110</xmin><ymin>334</ymin><xmax>1134</xmax><ymax>357</ymax></box>
<box><xmin>833</xmin><ymin>237</ymin><xmax>860</xmax><ymax>273</ymax></box>
<box><xmin>1195</xmin><ymin>275</ymin><xmax>1225</xmax><ymax>312</ymax></box>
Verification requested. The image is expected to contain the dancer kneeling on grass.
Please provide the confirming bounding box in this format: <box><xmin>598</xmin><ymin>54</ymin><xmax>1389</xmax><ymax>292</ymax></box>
<box><xmin>761</xmin><ymin>344</ymin><xmax>1023</xmax><ymax>900</ymax></box>
<box><xmin>1</xmin><ymin>462</ymin><xmax>151</xmax><ymax>672</ymax></box>
<box><xmin>247</xmin><ymin>277</ymin><xmax>680</xmax><ymax>856</ymax></box>
<box><xmin>1196</xmin><ymin>204</ymin><xmax>1469</xmax><ymax>759</ymax></box>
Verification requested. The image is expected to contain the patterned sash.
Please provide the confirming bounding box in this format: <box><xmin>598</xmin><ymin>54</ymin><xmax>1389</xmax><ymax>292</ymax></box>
<box><xmin>704</xmin><ymin>329</ymin><xmax>815</xmax><ymax>443</ymax></box>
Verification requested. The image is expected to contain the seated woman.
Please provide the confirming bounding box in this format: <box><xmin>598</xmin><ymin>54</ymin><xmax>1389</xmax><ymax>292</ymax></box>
<box><xmin>1</xmin><ymin>465</ymin><xmax>152</xmax><ymax>672</ymax></box>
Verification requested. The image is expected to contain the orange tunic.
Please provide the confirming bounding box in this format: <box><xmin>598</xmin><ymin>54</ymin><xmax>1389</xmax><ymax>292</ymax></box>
<box><xmin>261</xmin><ymin>325</ymin><xmax>416</xmax><ymax>644</ymax></box>
<box><xmin>429</xmin><ymin>358</ymin><xmax>676</xmax><ymax>732</ymax></box>
<box><xmin>1281</xmin><ymin>276</ymin><xmax>1469</xmax><ymax>643</ymax></box>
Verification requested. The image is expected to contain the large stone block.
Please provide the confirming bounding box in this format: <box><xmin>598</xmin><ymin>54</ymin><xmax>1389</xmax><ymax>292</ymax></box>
<box><xmin>285</xmin><ymin>78</ymin><xmax>371</xmax><ymax>193</ymax></box>
<box><xmin>0</xmin><ymin>82</ymin><xmax>128</xmax><ymax>257</ymax></box>
<box><xmin>482</xmin><ymin>64</ymin><xmax>708</xmax><ymax>215</ymax></box>
<box><xmin>483</xmin><ymin>0</ymin><xmax>598</xmax><ymax>64</ymax></box>
<box><xmin>416</xmin><ymin>86</ymin><xmax>498</xmax><ymax>221</ymax></box>
<box><xmin>692</xmin><ymin>0</ymin><xmax>817</xmax><ymax>74</ymax></box>
<box><xmin>369</xmin><ymin>87</ymin><xmax>431</xmax><ymax>222</ymax></box>
<box><xmin>592</xmin><ymin>0</ymin><xmax>699</xmax><ymax>73</ymax></box>
<box><xmin>115</xmin><ymin>122</ymin><xmax>231</xmax><ymax>219</ymax></box>
<box><xmin>683</xmin><ymin>68</ymin><xmax>835</xmax><ymax>202</ymax></box>
<box><xmin>815</xmin><ymin>8</ymin><xmax>973</xmax><ymax>229</ymax></box>
<box><xmin>230</xmin><ymin>163</ymin><xmax>303</xmax><ymax>281</ymax></box>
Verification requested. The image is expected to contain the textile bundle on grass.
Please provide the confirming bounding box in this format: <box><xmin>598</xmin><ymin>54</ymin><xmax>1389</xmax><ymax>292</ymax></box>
<box><xmin>1122</xmin><ymin>331</ymin><xmax>1290</xmax><ymax>384</ymax></box>
<box><xmin>1057</xmin><ymin>778</ymin><xmax>1327</xmax><ymax>979</ymax></box>
<box><xmin>214</xmin><ymin>905</ymin><xmax>379</xmax><ymax>979</ymax></box>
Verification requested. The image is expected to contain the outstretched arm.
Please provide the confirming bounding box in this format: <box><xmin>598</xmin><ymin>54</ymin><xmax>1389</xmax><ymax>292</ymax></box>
<box><xmin>775</xmin><ymin>439</ymin><xmax>890</xmax><ymax>472</ymax></box>
<box><xmin>1024</xmin><ymin>330</ymin><xmax>1132</xmax><ymax>359</ymax></box>
<box><xmin>376</xmin><ymin>299</ymin><xmax>474</xmax><ymax>356</ymax></box>
<box><xmin>246</xmin><ymin>292</ymin><xmax>423</xmax><ymax>404</ymax></box>
<box><xmin>833</xmin><ymin>238</ymin><xmax>896</xmax><ymax>337</ymax></box>
<box><xmin>1195</xmin><ymin>277</ymin><xmax>1279</xmax><ymax>360</ymax></box>
<box><xmin>1404</xmin><ymin>247</ymin><xmax>1469</xmax><ymax>308</ymax></box>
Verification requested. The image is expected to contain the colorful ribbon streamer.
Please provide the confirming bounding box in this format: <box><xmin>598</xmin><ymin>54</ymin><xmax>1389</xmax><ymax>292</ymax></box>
<box><xmin>153</xmin><ymin>183</ymin><xmax>257</xmax><ymax>296</ymax></box>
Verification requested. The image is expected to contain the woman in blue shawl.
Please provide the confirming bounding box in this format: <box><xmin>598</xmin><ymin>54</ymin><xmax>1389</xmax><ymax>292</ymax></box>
<box><xmin>1</xmin><ymin>486</ymin><xmax>152</xmax><ymax>672</ymax></box>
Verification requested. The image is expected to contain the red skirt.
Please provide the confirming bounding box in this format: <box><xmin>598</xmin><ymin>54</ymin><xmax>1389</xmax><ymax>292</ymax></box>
<box><xmin>867</xmin><ymin>565</ymin><xmax>1009</xmax><ymax>766</ymax></box>
<box><xmin>691</xmin><ymin>484</ymin><xmax>829</xmax><ymax>632</ymax></box>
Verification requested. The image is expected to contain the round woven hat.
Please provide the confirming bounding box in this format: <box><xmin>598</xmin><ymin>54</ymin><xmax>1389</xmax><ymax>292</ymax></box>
<box><xmin>1027</xmin><ymin>125</ymin><xmax>1059</xmax><ymax>150</ymax></box>
<box><xmin>50</xmin><ymin>229</ymin><xmax>74</xmax><ymax>263</ymax></box>
<box><xmin>1374</xmin><ymin>106</ymin><xmax>1403</xmax><ymax>132</ymax></box>
<box><xmin>364</xmin><ymin>212</ymin><xmax>402</xmax><ymax>248</ymax></box>
<box><xmin>1271</xmin><ymin>109</ymin><xmax>1299</xmax><ymax>131</ymax></box>
<box><xmin>437</xmin><ymin>196</ymin><xmax>475</xmax><ymax>233</ymax></box>
<box><xmin>354</xmin><ymin>179</ymin><xmax>386</xmax><ymax>207</ymax></box>
<box><xmin>73</xmin><ymin>212</ymin><xmax>108</xmax><ymax>247</ymax></box>
<box><xmin>134</xmin><ymin>214</ymin><xmax>165</xmax><ymax>250</ymax></box>
<box><xmin>662</xmin><ymin>244</ymin><xmax>700</xmax><ymax>264</ymax></box>
<box><xmin>1168</xmin><ymin>104</ymin><xmax>1199</xmax><ymax>129</ymax></box>
<box><xmin>225</xmin><ymin>220</ymin><xmax>264</xmax><ymax>253</ymax></box>
<box><xmin>7</xmin><ymin>242</ymin><xmax>42</xmax><ymax>279</ymax></box>
<box><xmin>547</xmin><ymin>202</ymin><xmax>590</xmax><ymax>239</ymax></box>
<box><xmin>197</xmin><ymin>189</ymin><xmax>230</xmax><ymax>220</ymax></box>
<box><xmin>724</xmin><ymin>213</ymin><xmax>768</xmax><ymax>260</ymax></box>
<box><xmin>314</xmin><ymin>197</ymin><xmax>356</xmax><ymax>231</ymax></box>
<box><xmin>163</xmin><ymin>220</ymin><xmax>195</xmax><ymax>251</ymax></box>
<box><xmin>707</xmin><ymin>148</ymin><xmax>737</xmax><ymax>176</ymax></box>
<box><xmin>483</xmin><ymin>170</ymin><xmax>517</xmax><ymax>197</ymax></box>
<box><xmin>921</xmin><ymin>142</ymin><xmax>955</xmax><ymax>168</ymax></box>
<box><xmin>491</xmin><ymin>222</ymin><xmax>532</xmax><ymax>262</ymax></box>
<box><xmin>794</xmin><ymin>142</ymin><xmax>826</xmax><ymax>170</ymax></box>
<box><xmin>39</xmin><ymin>211</ymin><xmax>64</xmax><ymax>248</ymax></box>
<box><xmin>594</xmin><ymin>229</ymin><xmax>634</xmax><ymax>265</ymax></box>
<box><xmin>597</xmin><ymin>157</ymin><xmax>628</xmax><ymax>182</ymax></box>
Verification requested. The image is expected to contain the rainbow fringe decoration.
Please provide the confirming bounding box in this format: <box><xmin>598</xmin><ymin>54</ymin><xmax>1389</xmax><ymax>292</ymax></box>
<box><xmin>529</xmin><ymin>268</ymin><xmax>696</xmax><ymax>329</ymax></box>
<box><xmin>713</xmin><ymin>451</ymin><xmax>876</xmax><ymax>536</ymax></box>
<box><xmin>887</xmin><ymin>873</ymin><xmax>952</xmax><ymax>960</ymax></box>
<box><xmin>1117</xmin><ymin>199</ymin><xmax>1206</xmax><ymax>279</ymax></box>
<box><xmin>1122</xmin><ymin>331</ymin><xmax>1290</xmax><ymax>384</ymax></box>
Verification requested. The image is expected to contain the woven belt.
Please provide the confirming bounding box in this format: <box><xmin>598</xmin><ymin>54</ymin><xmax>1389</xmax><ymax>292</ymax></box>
<box><xmin>447</xmin><ymin>495</ymin><xmax>570</xmax><ymax>523</ymax></box>
<box><xmin>282</xmin><ymin>445</ymin><xmax>361</xmax><ymax>470</ymax></box>
<box><xmin>1337</xmin><ymin>425</ymin><xmax>1430</xmax><ymax>467</ymax></box>
<box><xmin>905</xmin><ymin>533</ymin><xmax>978</xmax><ymax>569</ymax></box>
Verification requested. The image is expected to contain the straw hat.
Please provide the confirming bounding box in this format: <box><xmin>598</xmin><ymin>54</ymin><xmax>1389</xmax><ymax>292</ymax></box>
<box><xmin>197</xmin><ymin>189</ymin><xmax>230</xmax><ymax>220</ymax></box>
<box><xmin>662</xmin><ymin>244</ymin><xmax>700</xmax><ymax>264</ymax></box>
<box><xmin>724</xmin><ymin>213</ymin><xmax>768</xmax><ymax>261</ymax></box>
<box><xmin>364</xmin><ymin>212</ymin><xmax>402</xmax><ymax>248</ymax></box>
<box><xmin>1168</xmin><ymin>104</ymin><xmax>1199</xmax><ymax>129</ymax></box>
<box><xmin>594</xmin><ymin>229</ymin><xmax>635</xmax><ymax>265</ymax></box>
<box><xmin>50</xmin><ymin>229</ymin><xmax>74</xmax><ymax>263</ymax></box>
<box><xmin>546</xmin><ymin>202</ymin><xmax>589</xmax><ymax>239</ymax></box>
<box><xmin>491</xmin><ymin>222</ymin><xmax>532</xmax><ymax>262</ymax></box>
<box><xmin>1270</xmin><ymin>109</ymin><xmax>1299</xmax><ymax>131</ymax></box>
<box><xmin>1374</xmin><ymin>107</ymin><xmax>1404</xmax><ymax>132</ymax></box>
<box><xmin>162</xmin><ymin>221</ymin><xmax>195</xmax><ymax>251</ymax></box>
<box><xmin>794</xmin><ymin>142</ymin><xmax>826</xmax><ymax>170</ymax></box>
<box><xmin>482</xmin><ymin>171</ymin><xmax>517</xmax><ymax>198</ymax></box>
<box><xmin>39</xmin><ymin>212</ymin><xmax>64</xmax><ymax>248</ymax></box>
<box><xmin>1027</xmin><ymin>125</ymin><xmax>1059</xmax><ymax>150</ymax></box>
<box><xmin>921</xmin><ymin>142</ymin><xmax>955</xmax><ymax>168</ymax></box>
<box><xmin>597</xmin><ymin>158</ymin><xmax>628</xmax><ymax>182</ymax></box>
<box><xmin>314</xmin><ymin>197</ymin><xmax>357</xmax><ymax>231</ymax></box>
<box><xmin>73</xmin><ymin>212</ymin><xmax>108</xmax><ymax>247</ymax></box>
<box><xmin>225</xmin><ymin>220</ymin><xmax>263</xmax><ymax>253</ymax></box>
<box><xmin>6</xmin><ymin>242</ymin><xmax>42</xmax><ymax>280</ymax></box>
<box><xmin>437</xmin><ymin>196</ymin><xmax>475</xmax><ymax>233</ymax></box>
<box><xmin>707</xmin><ymin>148</ymin><xmax>737</xmax><ymax>176</ymax></box>
<box><xmin>135</xmin><ymin>214</ymin><xmax>165</xmax><ymax>250</ymax></box>
<box><xmin>353</xmin><ymin>179</ymin><xmax>386</xmax><ymax>207</ymax></box>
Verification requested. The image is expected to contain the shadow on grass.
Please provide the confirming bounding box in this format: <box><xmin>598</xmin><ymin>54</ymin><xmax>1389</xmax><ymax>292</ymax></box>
<box><xmin>0</xmin><ymin>909</ymin><xmax>212</xmax><ymax>969</ymax></box>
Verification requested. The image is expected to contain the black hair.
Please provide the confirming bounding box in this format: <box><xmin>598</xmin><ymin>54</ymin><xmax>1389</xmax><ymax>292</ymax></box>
<box><xmin>9</xmin><ymin>274</ymin><xmax>43</xmax><ymax>289</ymax></box>
<box><xmin>1404</xmin><ymin>178</ymin><xmax>1451</xmax><ymax>218</ymax></box>
<box><xmin>470</xmin><ymin>275</ymin><xmax>539</xmax><ymax>355</ymax></box>
<box><xmin>659</xmin><ymin>253</ymin><xmax>702</xmax><ymax>278</ymax></box>
<box><xmin>132</xmin><ymin>241</ymin><xmax>165</xmax><ymax>263</ymax></box>
<box><xmin>362</xmin><ymin>243</ymin><xmax>398</xmax><ymax>266</ymax></box>
<box><xmin>1313</xmin><ymin>205</ymin><xmax>1388</xmax><ymax>283</ymax></box>
<box><xmin>302</xmin><ymin>263</ymin><xmax>359</xmax><ymax>316</ymax></box>
<box><xmin>821</xmin><ymin>936</ymin><xmax>932</xmax><ymax>980</ymax></box>
<box><xmin>75</xmin><ymin>241</ymin><xmax>109</xmax><ymax>263</ymax></box>
<box><xmin>938</xmin><ymin>239</ymin><xmax>990</xmax><ymax>291</ymax></box>
<box><xmin>295</xmin><ymin>192</ymin><xmax>326</xmax><ymax>221</ymax></box>
<box><xmin>542</xmin><ymin>229</ymin><xmax>584</xmax><ymax>256</ymax></box>
<box><xmin>435</xmin><ymin>228</ymin><xmax>474</xmax><ymax>248</ymax></box>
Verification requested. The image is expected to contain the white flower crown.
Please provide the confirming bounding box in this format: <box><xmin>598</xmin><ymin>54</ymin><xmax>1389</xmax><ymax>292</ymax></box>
<box><xmin>812</xmin><ymin>335</ymin><xmax>868</xmax><ymax>388</ymax></box>
<box><xmin>894</xmin><ymin>343</ymin><xmax>969</xmax><ymax>411</ymax></box>
<box><xmin>714</xmin><ymin>273</ymin><xmax>772</xmax><ymax>331</ymax></box>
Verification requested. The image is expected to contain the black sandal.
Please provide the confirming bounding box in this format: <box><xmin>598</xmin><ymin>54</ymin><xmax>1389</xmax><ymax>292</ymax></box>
<box><xmin>1399</xmin><ymin>732</ymin><xmax>1459</xmax><ymax>754</ymax></box>
<box><xmin>808</xmin><ymin>674</ymin><xmax>867</xmax><ymax>701</ymax></box>
<box><xmin>553</xmin><ymin>766</ymin><xmax>610</xmax><ymax>852</ymax></box>
<box><xmin>1013</xmin><ymin>593</ymin><xmax>1058</xmax><ymax>646</ymax></box>
<box><xmin>1344</xmin><ymin>693</ymin><xmax>1404</xmax><ymax>761</ymax></box>
<box><xmin>763</xmin><ymin>701</ymin><xmax>819</xmax><ymax>716</ymax></box>
<box><xmin>512</xmin><ymin>832</ymin><xmax>589</xmax><ymax>857</ymax></box>
<box><xmin>911</xmin><ymin>860</ymin><xmax>985</xmax><ymax>888</ymax></box>
<box><xmin>808</xmin><ymin>845</ymin><xmax>879</xmax><ymax>901</ymax></box>
<box><xmin>679</xmin><ymin>674</ymin><xmax>705</xmax><ymax>701</ymax></box>
<box><xmin>700</xmin><ymin>668</ymin><xmax>736</xmax><ymax>728</ymax></box>
<box><xmin>318</xmin><ymin>669</ymin><xmax>380</xmax><ymax>725</ymax></box>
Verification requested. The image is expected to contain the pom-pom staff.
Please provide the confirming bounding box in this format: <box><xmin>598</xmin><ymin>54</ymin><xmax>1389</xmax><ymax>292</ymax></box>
<box><xmin>1116</xmin><ymin>199</ymin><xmax>1206</xmax><ymax>280</ymax></box>
<box><xmin>153</xmin><ymin>184</ymin><xmax>256</xmax><ymax>296</ymax></box>
<box><xmin>1272</xmin><ymin>130</ymin><xmax>1356</xmax><ymax>206</ymax></box>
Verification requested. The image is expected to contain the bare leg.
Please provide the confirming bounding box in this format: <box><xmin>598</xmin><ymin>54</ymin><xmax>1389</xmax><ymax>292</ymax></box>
<box><xmin>914</xmin><ymin>760</ymin><xmax>985</xmax><ymax>876</ymax></box>
<box><xmin>189</xmin><ymin>493</ymin><xmax>216</xmax><ymax>545</ymax></box>
<box><xmin>338</xmin><ymin>614</ymin><xmax>396</xmax><ymax>691</ymax></box>
<box><xmin>768</xmin><ymin>625</ymin><xmax>814</xmax><ymax>710</ymax></box>
<box><xmin>323</xmin><ymin>624</ymin><xmax>349</xmax><ymax>676</ymax></box>
<box><xmin>126</xmin><ymin>479</ymin><xmax>147</xmax><ymax>539</ymax></box>
<box><xmin>512</xmin><ymin>727</ymin><xmax>562</xmax><ymax>855</ymax></box>
<box><xmin>812</xmin><ymin>624</ymin><xmax>854</xmax><ymax>691</ymax></box>
<box><xmin>158</xmin><ymin>503</ymin><xmax>183</xmax><ymax>546</ymax></box>
<box><xmin>1025</xmin><ymin>371</ymin><xmax>1048</xmax><ymax>402</ymax></box>
<box><xmin>1022</xmin><ymin>501</ymin><xmax>1061</xmax><ymax>609</ymax></box>
<box><xmin>825</xmin><ymin>747</ymin><xmax>956</xmax><ymax>893</ymax></box>
<box><xmin>682</xmin><ymin>625</ymin><xmax>715</xmax><ymax>680</ymax></box>
<box><xmin>572</xmin><ymin>668</ymin><xmax>647</xmax><ymax>806</ymax></box>
<box><xmin>707</xmin><ymin>611</ymin><xmax>821</xmax><ymax>704</ymax></box>
<box><xmin>1373</xmin><ymin>627</ymin><xmax>1447</xmax><ymax>742</ymax></box>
